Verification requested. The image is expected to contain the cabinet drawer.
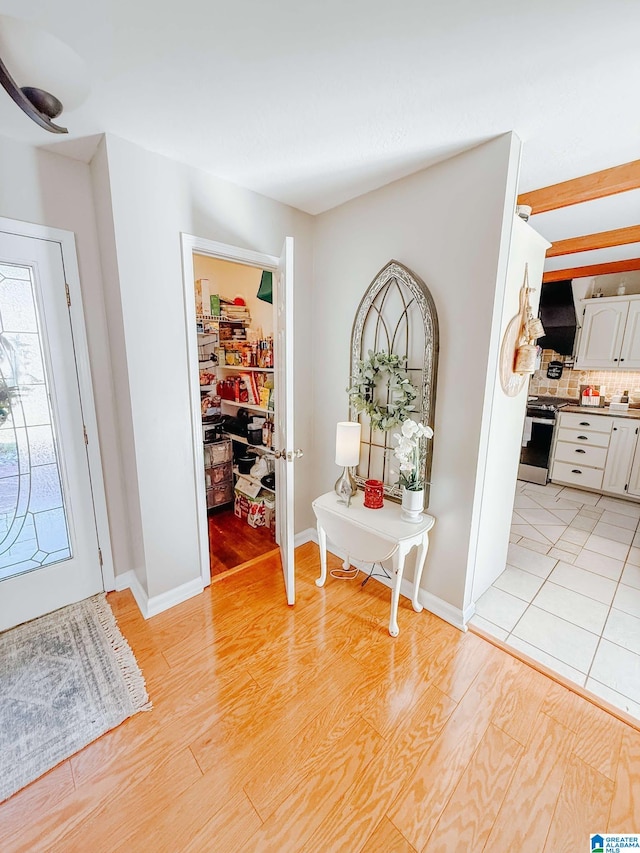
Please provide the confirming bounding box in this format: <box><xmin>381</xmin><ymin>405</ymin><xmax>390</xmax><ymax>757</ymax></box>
<box><xmin>551</xmin><ymin>461</ymin><xmax>604</xmax><ymax>490</ymax></box>
<box><xmin>556</xmin><ymin>427</ymin><xmax>611</xmax><ymax>448</ymax></box>
<box><xmin>558</xmin><ymin>412</ymin><xmax>613</xmax><ymax>433</ymax></box>
<box><xmin>553</xmin><ymin>441</ymin><xmax>608</xmax><ymax>469</ymax></box>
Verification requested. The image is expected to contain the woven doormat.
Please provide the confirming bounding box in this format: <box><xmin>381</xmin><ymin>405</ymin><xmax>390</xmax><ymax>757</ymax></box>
<box><xmin>0</xmin><ymin>594</ymin><xmax>150</xmax><ymax>801</ymax></box>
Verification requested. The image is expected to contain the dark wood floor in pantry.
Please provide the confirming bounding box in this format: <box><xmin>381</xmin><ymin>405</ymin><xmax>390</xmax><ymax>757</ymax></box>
<box><xmin>208</xmin><ymin>504</ymin><xmax>276</xmax><ymax>575</ymax></box>
<box><xmin>1</xmin><ymin>542</ymin><xmax>638</xmax><ymax>851</ymax></box>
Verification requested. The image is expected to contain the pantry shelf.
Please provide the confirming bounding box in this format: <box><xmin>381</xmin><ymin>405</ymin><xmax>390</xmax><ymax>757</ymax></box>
<box><xmin>226</xmin><ymin>434</ymin><xmax>274</xmax><ymax>455</ymax></box>
<box><xmin>222</xmin><ymin>400</ymin><xmax>271</xmax><ymax>414</ymax></box>
<box><xmin>232</xmin><ymin>467</ymin><xmax>275</xmax><ymax>494</ymax></box>
<box><xmin>216</xmin><ymin>366</ymin><xmax>274</xmax><ymax>373</ymax></box>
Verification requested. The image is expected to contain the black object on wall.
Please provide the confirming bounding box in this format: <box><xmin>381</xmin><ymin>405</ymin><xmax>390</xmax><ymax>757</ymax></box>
<box><xmin>547</xmin><ymin>360</ymin><xmax>564</xmax><ymax>379</ymax></box>
<box><xmin>538</xmin><ymin>280</ymin><xmax>577</xmax><ymax>356</ymax></box>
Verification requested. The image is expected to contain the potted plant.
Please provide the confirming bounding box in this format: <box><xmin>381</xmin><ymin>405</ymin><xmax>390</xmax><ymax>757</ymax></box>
<box><xmin>392</xmin><ymin>418</ymin><xmax>433</xmax><ymax>522</ymax></box>
<box><xmin>0</xmin><ymin>380</ymin><xmax>19</xmax><ymax>426</ymax></box>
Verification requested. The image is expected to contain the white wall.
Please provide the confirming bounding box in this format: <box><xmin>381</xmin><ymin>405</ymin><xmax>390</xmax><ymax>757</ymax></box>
<box><xmin>468</xmin><ymin>214</ymin><xmax>550</xmax><ymax>603</ymax></box>
<box><xmin>94</xmin><ymin>134</ymin><xmax>314</xmax><ymax>599</ymax></box>
<box><xmin>0</xmin><ymin>134</ymin><xmax>133</xmax><ymax>585</ymax></box>
<box><xmin>312</xmin><ymin>134</ymin><xmax>522</xmax><ymax>617</ymax></box>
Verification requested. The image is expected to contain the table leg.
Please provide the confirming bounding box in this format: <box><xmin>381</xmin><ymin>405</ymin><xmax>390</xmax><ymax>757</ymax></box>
<box><xmin>315</xmin><ymin>522</ymin><xmax>327</xmax><ymax>587</ymax></box>
<box><xmin>389</xmin><ymin>546</ymin><xmax>406</xmax><ymax>637</ymax></box>
<box><xmin>412</xmin><ymin>534</ymin><xmax>429</xmax><ymax>612</ymax></box>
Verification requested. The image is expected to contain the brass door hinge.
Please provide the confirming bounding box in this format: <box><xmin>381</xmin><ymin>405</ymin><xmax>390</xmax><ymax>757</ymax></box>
<box><xmin>98</xmin><ymin>548</ymin><xmax>103</xmax><ymax>567</ymax></box>
<box><xmin>83</xmin><ymin>425</ymin><xmax>88</xmax><ymax>445</ymax></box>
<box><xmin>65</xmin><ymin>282</ymin><xmax>71</xmax><ymax>307</ymax></box>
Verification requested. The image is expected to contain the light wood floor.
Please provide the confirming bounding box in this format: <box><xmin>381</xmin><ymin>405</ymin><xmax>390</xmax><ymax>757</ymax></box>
<box><xmin>208</xmin><ymin>505</ymin><xmax>277</xmax><ymax>576</ymax></box>
<box><xmin>2</xmin><ymin>542</ymin><xmax>639</xmax><ymax>852</ymax></box>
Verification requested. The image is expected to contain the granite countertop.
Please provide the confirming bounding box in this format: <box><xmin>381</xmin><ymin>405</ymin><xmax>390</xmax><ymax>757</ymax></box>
<box><xmin>563</xmin><ymin>405</ymin><xmax>640</xmax><ymax>420</ymax></box>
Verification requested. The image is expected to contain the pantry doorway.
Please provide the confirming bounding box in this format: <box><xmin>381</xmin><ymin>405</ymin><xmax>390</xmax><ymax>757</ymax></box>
<box><xmin>181</xmin><ymin>235</ymin><xmax>298</xmax><ymax>605</ymax></box>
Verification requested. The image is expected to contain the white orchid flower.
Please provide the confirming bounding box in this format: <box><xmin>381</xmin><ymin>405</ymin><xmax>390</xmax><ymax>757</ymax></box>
<box><xmin>401</xmin><ymin>419</ymin><xmax>419</xmax><ymax>438</ymax></box>
<box><xmin>416</xmin><ymin>423</ymin><xmax>434</xmax><ymax>439</ymax></box>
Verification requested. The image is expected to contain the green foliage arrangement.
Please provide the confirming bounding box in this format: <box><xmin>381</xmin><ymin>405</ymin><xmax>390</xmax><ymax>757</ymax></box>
<box><xmin>347</xmin><ymin>350</ymin><xmax>417</xmax><ymax>431</ymax></box>
<box><xmin>0</xmin><ymin>380</ymin><xmax>19</xmax><ymax>424</ymax></box>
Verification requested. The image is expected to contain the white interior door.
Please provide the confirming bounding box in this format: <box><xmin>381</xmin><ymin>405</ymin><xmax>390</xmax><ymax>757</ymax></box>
<box><xmin>0</xmin><ymin>231</ymin><xmax>103</xmax><ymax>631</ymax></box>
<box><xmin>274</xmin><ymin>237</ymin><xmax>296</xmax><ymax>604</ymax></box>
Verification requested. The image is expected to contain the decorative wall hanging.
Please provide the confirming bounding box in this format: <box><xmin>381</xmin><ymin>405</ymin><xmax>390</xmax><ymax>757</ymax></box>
<box><xmin>347</xmin><ymin>350</ymin><xmax>417</xmax><ymax>431</ymax></box>
<box><xmin>349</xmin><ymin>260</ymin><xmax>439</xmax><ymax>507</ymax></box>
<box><xmin>547</xmin><ymin>360</ymin><xmax>563</xmax><ymax>380</ymax></box>
<box><xmin>499</xmin><ymin>264</ymin><xmax>544</xmax><ymax>397</ymax></box>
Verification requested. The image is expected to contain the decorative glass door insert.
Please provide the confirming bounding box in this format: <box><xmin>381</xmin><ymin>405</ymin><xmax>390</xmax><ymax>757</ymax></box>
<box><xmin>0</xmin><ymin>262</ymin><xmax>71</xmax><ymax>580</ymax></box>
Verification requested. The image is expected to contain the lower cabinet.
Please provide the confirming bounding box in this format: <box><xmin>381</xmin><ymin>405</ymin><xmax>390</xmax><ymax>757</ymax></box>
<box><xmin>602</xmin><ymin>421</ymin><xmax>639</xmax><ymax>495</ymax></box>
<box><xmin>550</xmin><ymin>412</ymin><xmax>640</xmax><ymax>498</ymax></box>
<box><xmin>628</xmin><ymin>438</ymin><xmax>640</xmax><ymax>497</ymax></box>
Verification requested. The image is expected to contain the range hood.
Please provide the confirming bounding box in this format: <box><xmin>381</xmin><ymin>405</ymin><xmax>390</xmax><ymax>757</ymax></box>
<box><xmin>537</xmin><ymin>280</ymin><xmax>577</xmax><ymax>356</ymax></box>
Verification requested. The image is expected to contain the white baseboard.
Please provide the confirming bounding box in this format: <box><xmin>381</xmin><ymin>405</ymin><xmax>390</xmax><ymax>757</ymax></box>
<box><xmin>301</xmin><ymin>531</ymin><xmax>467</xmax><ymax>632</ymax></box>
<box><xmin>114</xmin><ymin>570</ymin><xmax>148</xmax><ymax>616</ymax></box>
<box><xmin>294</xmin><ymin>527</ymin><xmax>316</xmax><ymax>548</ymax></box>
<box><xmin>114</xmin><ymin>570</ymin><xmax>204</xmax><ymax>619</ymax></box>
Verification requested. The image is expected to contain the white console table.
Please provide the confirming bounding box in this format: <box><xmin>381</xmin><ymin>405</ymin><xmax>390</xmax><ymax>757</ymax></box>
<box><xmin>311</xmin><ymin>490</ymin><xmax>435</xmax><ymax>637</ymax></box>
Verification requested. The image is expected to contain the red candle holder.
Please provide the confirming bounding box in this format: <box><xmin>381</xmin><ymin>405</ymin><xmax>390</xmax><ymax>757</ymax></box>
<box><xmin>364</xmin><ymin>479</ymin><xmax>384</xmax><ymax>509</ymax></box>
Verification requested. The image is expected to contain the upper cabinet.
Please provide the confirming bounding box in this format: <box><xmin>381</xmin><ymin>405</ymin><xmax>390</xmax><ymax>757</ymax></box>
<box><xmin>575</xmin><ymin>296</ymin><xmax>640</xmax><ymax>369</ymax></box>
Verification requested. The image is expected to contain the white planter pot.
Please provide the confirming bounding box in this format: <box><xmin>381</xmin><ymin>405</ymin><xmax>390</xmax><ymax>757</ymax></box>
<box><xmin>401</xmin><ymin>487</ymin><xmax>424</xmax><ymax>523</ymax></box>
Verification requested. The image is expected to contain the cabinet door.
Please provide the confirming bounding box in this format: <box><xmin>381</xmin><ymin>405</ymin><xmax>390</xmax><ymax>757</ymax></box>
<box><xmin>627</xmin><ymin>427</ymin><xmax>640</xmax><ymax>498</ymax></box>
<box><xmin>602</xmin><ymin>421</ymin><xmax>638</xmax><ymax>495</ymax></box>
<box><xmin>626</xmin><ymin>427</ymin><xmax>640</xmax><ymax>497</ymax></box>
<box><xmin>576</xmin><ymin>301</ymin><xmax>628</xmax><ymax>368</ymax></box>
<box><xmin>619</xmin><ymin>300</ymin><xmax>640</xmax><ymax>369</ymax></box>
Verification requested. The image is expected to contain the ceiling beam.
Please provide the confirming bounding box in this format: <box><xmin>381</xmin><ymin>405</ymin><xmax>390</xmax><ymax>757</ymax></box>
<box><xmin>518</xmin><ymin>159</ymin><xmax>640</xmax><ymax>214</ymax></box>
<box><xmin>543</xmin><ymin>258</ymin><xmax>640</xmax><ymax>283</ymax></box>
<box><xmin>546</xmin><ymin>225</ymin><xmax>640</xmax><ymax>258</ymax></box>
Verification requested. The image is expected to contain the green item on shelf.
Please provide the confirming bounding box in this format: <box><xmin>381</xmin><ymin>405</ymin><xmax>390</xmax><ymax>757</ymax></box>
<box><xmin>210</xmin><ymin>294</ymin><xmax>221</xmax><ymax>316</ymax></box>
<box><xmin>257</xmin><ymin>270</ymin><xmax>273</xmax><ymax>304</ymax></box>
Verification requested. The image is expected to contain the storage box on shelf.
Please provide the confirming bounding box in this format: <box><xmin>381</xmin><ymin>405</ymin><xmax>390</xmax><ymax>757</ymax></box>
<box><xmin>204</xmin><ymin>438</ymin><xmax>234</xmax><ymax>508</ymax></box>
<box><xmin>234</xmin><ymin>486</ymin><xmax>275</xmax><ymax>531</ymax></box>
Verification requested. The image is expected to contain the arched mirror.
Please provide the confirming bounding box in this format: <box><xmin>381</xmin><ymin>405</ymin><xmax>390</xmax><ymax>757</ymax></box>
<box><xmin>349</xmin><ymin>260</ymin><xmax>439</xmax><ymax>507</ymax></box>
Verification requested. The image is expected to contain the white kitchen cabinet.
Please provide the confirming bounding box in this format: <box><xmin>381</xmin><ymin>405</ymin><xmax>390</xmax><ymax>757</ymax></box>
<box><xmin>551</xmin><ymin>408</ymin><xmax>640</xmax><ymax>499</ymax></box>
<box><xmin>626</xmin><ymin>430</ymin><xmax>640</xmax><ymax>497</ymax></box>
<box><xmin>575</xmin><ymin>299</ymin><xmax>628</xmax><ymax>368</ymax></box>
<box><xmin>602</xmin><ymin>421</ymin><xmax>639</xmax><ymax>495</ymax></box>
<box><xmin>550</xmin><ymin>412</ymin><xmax>613</xmax><ymax>491</ymax></box>
<box><xmin>619</xmin><ymin>300</ymin><xmax>640</xmax><ymax>369</ymax></box>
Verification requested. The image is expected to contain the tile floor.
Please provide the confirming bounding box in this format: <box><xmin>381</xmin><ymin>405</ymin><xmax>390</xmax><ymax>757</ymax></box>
<box><xmin>471</xmin><ymin>480</ymin><xmax>640</xmax><ymax>721</ymax></box>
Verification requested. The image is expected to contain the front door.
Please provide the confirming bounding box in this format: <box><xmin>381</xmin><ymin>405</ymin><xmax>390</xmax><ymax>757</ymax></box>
<box><xmin>0</xmin><ymin>230</ymin><xmax>103</xmax><ymax>631</ymax></box>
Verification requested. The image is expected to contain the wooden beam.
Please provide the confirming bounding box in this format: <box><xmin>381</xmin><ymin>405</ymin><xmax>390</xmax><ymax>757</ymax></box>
<box><xmin>518</xmin><ymin>159</ymin><xmax>640</xmax><ymax>214</ymax></box>
<box><xmin>543</xmin><ymin>257</ymin><xmax>640</xmax><ymax>283</ymax></box>
<box><xmin>547</xmin><ymin>225</ymin><xmax>640</xmax><ymax>258</ymax></box>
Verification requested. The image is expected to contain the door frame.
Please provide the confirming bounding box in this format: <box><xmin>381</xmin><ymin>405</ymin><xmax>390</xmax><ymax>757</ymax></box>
<box><xmin>180</xmin><ymin>234</ymin><xmax>279</xmax><ymax>587</ymax></box>
<box><xmin>0</xmin><ymin>217</ymin><xmax>115</xmax><ymax>591</ymax></box>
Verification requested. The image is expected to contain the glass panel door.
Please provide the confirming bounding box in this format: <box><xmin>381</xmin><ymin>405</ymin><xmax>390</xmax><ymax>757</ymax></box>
<box><xmin>0</xmin><ymin>263</ymin><xmax>72</xmax><ymax>580</ymax></box>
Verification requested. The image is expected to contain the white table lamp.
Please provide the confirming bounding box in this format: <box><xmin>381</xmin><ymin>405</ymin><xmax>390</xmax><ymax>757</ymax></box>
<box><xmin>335</xmin><ymin>421</ymin><xmax>361</xmax><ymax>506</ymax></box>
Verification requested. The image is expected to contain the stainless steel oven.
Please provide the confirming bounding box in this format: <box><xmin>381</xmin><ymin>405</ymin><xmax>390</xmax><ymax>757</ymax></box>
<box><xmin>518</xmin><ymin>397</ymin><xmax>575</xmax><ymax>485</ymax></box>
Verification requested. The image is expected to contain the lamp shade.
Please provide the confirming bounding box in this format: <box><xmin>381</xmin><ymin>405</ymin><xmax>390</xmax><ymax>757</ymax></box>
<box><xmin>0</xmin><ymin>16</ymin><xmax>91</xmax><ymax>110</ymax></box>
<box><xmin>335</xmin><ymin>421</ymin><xmax>361</xmax><ymax>467</ymax></box>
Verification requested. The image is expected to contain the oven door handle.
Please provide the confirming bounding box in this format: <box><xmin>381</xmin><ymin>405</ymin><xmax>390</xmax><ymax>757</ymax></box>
<box><xmin>528</xmin><ymin>417</ymin><xmax>555</xmax><ymax>425</ymax></box>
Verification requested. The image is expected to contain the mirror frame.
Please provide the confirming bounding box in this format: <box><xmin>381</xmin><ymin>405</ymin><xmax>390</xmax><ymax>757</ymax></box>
<box><xmin>349</xmin><ymin>259</ymin><xmax>439</xmax><ymax>507</ymax></box>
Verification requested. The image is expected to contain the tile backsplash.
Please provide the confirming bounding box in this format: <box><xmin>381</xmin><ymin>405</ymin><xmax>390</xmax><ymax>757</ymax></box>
<box><xmin>528</xmin><ymin>350</ymin><xmax>640</xmax><ymax>402</ymax></box>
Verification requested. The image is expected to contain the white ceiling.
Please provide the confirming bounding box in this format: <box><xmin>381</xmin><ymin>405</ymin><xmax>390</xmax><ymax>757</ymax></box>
<box><xmin>1</xmin><ymin>1</ymin><xmax>639</xmax><ymax>218</ymax></box>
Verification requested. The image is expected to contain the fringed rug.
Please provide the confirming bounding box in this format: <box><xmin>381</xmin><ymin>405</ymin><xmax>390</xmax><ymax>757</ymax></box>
<box><xmin>0</xmin><ymin>594</ymin><xmax>150</xmax><ymax>802</ymax></box>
